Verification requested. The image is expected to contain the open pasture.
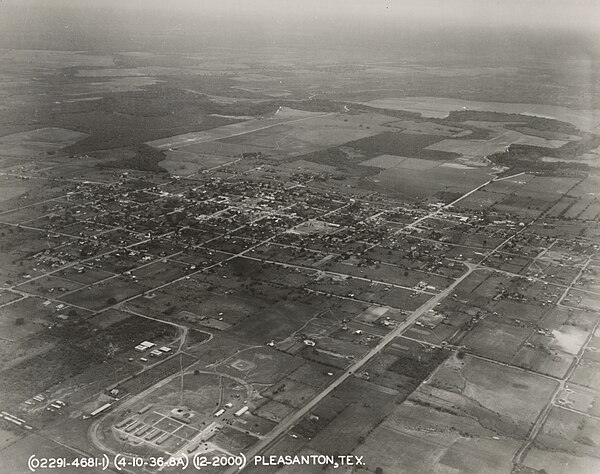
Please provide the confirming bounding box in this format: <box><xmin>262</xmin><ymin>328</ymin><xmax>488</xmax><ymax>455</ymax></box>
<box><xmin>570</xmin><ymin>360</ymin><xmax>600</xmax><ymax>392</ymax></box>
<box><xmin>425</xmin><ymin>129</ymin><xmax>568</xmax><ymax>162</ymax></box>
<box><xmin>158</xmin><ymin>150</ymin><xmax>239</xmax><ymax>176</ymax></box>
<box><xmin>493</xmin><ymin>193</ymin><xmax>558</xmax><ymax>218</ymax></box>
<box><xmin>567</xmin><ymin>176</ymin><xmax>600</xmax><ymax>197</ymax></box>
<box><xmin>352</xmin><ymin>354</ymin><xmax>557</xmax><ymax>473</ymax></box>
<box><xmin>221</xmin><ymin>112</ymin><xmax>393</xmax><ymax>157</ymax></box>
<box><xmin>428</xmin><ymin>356</ymin><xmax>557</xmax><ymax>432</ymax></box>
<box><xmin>354</xmin><ymin>420</ymin><xmax>520</xmax><ymax>474</ymax></box>
<box><xmin>425</xmin><ymin>132</ymin><xmax>521</xmax><ymax>157</ymax></box>
<box><xmin>0</xmin><ymin>127</ymin><xmax>87</xmax><ymax>158</ymax></box>
<box><xmin>360</xmin><ymin>154</ymin><xmax>441</xmax><ymax>170</ymax></box>
<box><xmin>171</xmin><ymin>139</ymin><xmax>271</xmax><ymax>159</ymax></box>
<box><xmin>524</xmin><ymin>406</ymin><xmax>600</xmax><ymax>473</ymax></box>
<box><xmin>523</xmin><ymin>176</ymin><xmax>582</xmax><ymax>195</ymax></box>
<box><xmin>362</xmin><ymin>164</ymin><xmax>491</xmax><ymax>200</ymax></box>
<box><xmin>455</xmin><ymin>190</ymin><xmax>507</xmax><ymax>210</ymax></box>
<box><xmin>385</xmin><ymin>119</ymin><xmax>466</xmax><ymax>136</ymax></box>
<box><xmin>146</xmin><ymin>107</ymin><xmax>326</xmax><ymax>150</ymax></box>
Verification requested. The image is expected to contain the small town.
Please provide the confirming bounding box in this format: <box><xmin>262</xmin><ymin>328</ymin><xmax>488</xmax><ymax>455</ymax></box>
<box><xmin>0</xmin><ymin>1</ymin><xmax>599</xmax><ymax>473</ymax></box>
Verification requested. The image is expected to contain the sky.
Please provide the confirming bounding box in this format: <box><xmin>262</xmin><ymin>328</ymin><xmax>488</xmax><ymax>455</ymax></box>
<box><xmin>2</xmin><ymin>0</ymin><xmax>598</xmax><ymax>30</ymax></box>
<box><xmin>0</xmin><ymin>0</ymin><xmax>598</xmax><ymax>58</ymax></box>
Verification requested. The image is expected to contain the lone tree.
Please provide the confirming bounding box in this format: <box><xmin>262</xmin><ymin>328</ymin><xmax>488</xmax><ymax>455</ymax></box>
<box><xmin>15</xmin><ymin>317</ymin><xmax>25</xmax><ymax>326</ymax></box>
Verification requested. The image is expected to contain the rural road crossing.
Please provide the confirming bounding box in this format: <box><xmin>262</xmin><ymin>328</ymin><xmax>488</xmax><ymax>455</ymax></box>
<box><xmin>224</xmin><ymin>173</ymin><xmax>529</xmax><ymax>473</ymax></box>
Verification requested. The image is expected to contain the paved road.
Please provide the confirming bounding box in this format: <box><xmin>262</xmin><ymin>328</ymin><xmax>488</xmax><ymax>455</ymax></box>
<box><xmin>222</xmin><ymin>174</ymin><xmax>535</xmax><ymax>473</ymax></box>
<box><xmin>224</xmin><ymin>264</ymin><xmax>476</xmax><ymax>474</ymax></box>
<box><xmin>404</xmin><ymin>171</ymin><xmax>525</xmax><ymax>232</ymax></box>
<box><xmin>512</xmin><ymin>310</ymin><xmax>600</xmax><ymax>468</ymax></box>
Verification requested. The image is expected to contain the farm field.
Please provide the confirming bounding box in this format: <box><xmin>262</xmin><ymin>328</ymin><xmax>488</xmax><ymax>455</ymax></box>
<box><xmin>424</xmin><ymin>131</ymin><xmax>567</xmax><ymax>159</ymax></box>
<box><xmin>146</xmin><ymin>108</ymin><xmax>327</xmax><ymax>150</ymax></box>
<box><xmin>361</xmin><ymin>163</ymin><xmax>492</xmax><ymax>199</ymax></box>
<box><xmin>0</xmin><ymin>128</ymin><xmax>88</xmax><ymax>158</ymax></box>
<box><xmin>361</xmin><ymin>154</ymin><xmax>448</xmax><ymax>170</ymax></box>
<box><xmin>0</xmin><ymin>13</ymin><xmax>599</xmax><ymax>474</ymax></box>
<box><xmin>523</xmin><ymin>406</ymin><xmax>600</xmax><ymax>474</ymax></box>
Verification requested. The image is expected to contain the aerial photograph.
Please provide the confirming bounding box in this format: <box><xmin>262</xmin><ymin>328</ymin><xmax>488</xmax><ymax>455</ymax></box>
<box><xmin>0</xmin><ymin>1</ymin><xmax>598</xmax><ymax>473</ymax></box>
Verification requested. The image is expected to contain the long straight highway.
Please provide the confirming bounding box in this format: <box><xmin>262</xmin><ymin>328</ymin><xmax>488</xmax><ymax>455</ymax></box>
<box><xmin>224</xmin><ymin>263</ymin><xmax>477</xmax><ymax>474</ymax></box>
